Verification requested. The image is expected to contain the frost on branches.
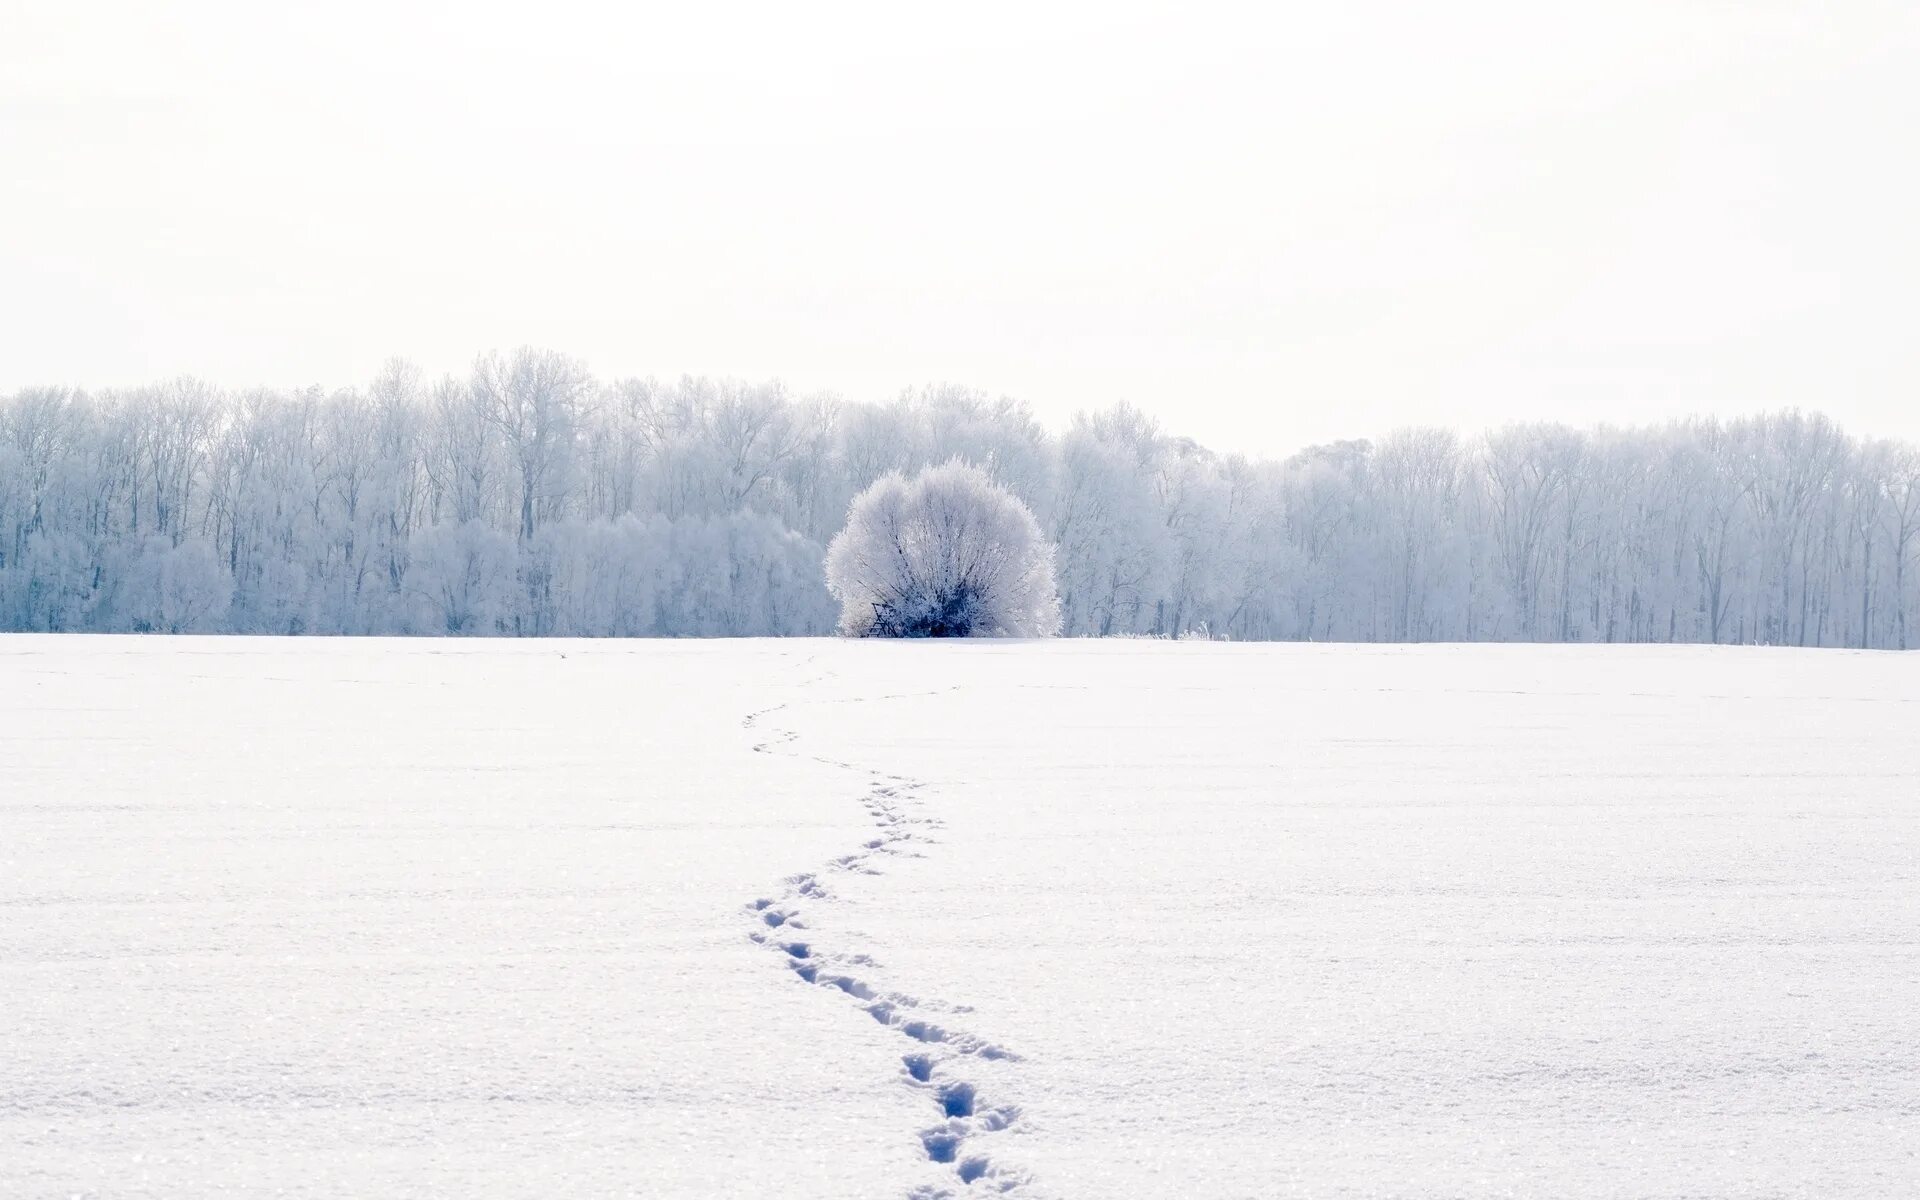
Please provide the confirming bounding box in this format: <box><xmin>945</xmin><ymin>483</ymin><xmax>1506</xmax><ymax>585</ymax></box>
<box><xmin>825</xmin><ymin>461</ymin><xmax>1061</xmax><ymax>638</ymax></box>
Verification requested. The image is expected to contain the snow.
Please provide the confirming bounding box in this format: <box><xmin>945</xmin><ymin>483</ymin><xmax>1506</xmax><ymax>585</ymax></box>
<box><xmin>5</xmin><ymin>637</ymin><xmax>1918</xmax><ymax>1197</ymax></box>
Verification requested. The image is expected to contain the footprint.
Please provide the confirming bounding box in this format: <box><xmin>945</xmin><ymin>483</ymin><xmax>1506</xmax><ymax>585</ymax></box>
<box><xmin>921</xmin><ymin>1129</ymin><xmax>961</xmax><ymax>1164</ymax></box>
<box><xmin>820</xmin><ymin>974</ymin><xmax>876</xmax><ymax>1001</ymax></box>
<box><xmin>936</xmin><ymin>1082</ymin><xmax>976</xmax><ymax>1118</ymax></box>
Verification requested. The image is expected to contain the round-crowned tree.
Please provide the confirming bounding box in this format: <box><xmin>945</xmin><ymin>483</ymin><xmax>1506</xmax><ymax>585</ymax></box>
<box><xmin>825</xmin><ymin>461</ymin><xmax>1061</xmax><ymax>638</ymax></box>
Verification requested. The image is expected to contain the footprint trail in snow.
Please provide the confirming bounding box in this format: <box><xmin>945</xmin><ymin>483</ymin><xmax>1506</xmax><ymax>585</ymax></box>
<box><xmin>743</xmin><ymin>659</ymin><xmax>1030</xmax><ymax>1197</ymax></box>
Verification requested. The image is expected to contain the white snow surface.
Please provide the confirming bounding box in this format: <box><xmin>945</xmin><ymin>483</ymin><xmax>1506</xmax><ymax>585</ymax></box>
<box><xmin>3</xmin><ymin>637</ymin><xmax>1918</xmax><ymax>1198</ymax></box>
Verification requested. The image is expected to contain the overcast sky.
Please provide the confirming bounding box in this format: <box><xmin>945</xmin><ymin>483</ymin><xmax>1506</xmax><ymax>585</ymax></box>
<box><xmin>4</xmin><ymin>1</ymin><xmax>1917</xmax><ymax>456</ymax></box>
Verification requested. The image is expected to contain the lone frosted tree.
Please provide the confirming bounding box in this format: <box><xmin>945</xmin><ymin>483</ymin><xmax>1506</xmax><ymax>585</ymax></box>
<box><xmin>825</xmin><ymin>461</ymin><xmax>1061</xmax><ymax>637</ymax></box>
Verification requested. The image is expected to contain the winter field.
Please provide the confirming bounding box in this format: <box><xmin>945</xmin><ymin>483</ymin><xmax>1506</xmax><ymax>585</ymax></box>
<box><xmin>3</xmin><ymin>638</ymin><xmax>1917</xmax><ymax>1199</ymax></box>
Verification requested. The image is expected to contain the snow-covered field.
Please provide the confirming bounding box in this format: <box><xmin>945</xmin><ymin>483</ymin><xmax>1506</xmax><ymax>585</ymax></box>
<box><xmin>4</xmin><ymin>638</ymin><xmax>1917</xmax><ymax>1198</ymax></box>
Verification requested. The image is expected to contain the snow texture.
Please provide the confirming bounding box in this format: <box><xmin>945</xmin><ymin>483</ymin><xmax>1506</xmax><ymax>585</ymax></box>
<box><xmin>4</xmin><ymin>637</ymin><xmax>1918</xmax><ymax>1198</ymax></box>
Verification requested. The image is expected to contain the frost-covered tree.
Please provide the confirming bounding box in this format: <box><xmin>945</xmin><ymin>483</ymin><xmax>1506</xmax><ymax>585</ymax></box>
<box><xmin>1052</xmin><ymin>406</ymin><xmax>1169</xmax><ymax>636</ymax></box>
<box><xmin>825</xmin><ymin>461</ymin><xmax>1060</xmax><ymax>638</ymax></box>
<box><xmin>471</xmin><ymin>348</ymin><xmax>591</xmax><ymax>542</ymax></box>
<box><xmin>112</xmin><ymin>535</ymin><xmax>233</xmax><ymax>633</ymax></box>
<box><xmin>407</xmin><ymin>519</ymin><xmax>516</xmax><ymax>634</ymax></box>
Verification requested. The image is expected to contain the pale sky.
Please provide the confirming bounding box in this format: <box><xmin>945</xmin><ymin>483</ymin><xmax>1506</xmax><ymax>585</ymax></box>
<box><xmin>4</xmin><ymin>1</ymin><xmax>1918</xmax><ymax>456</ymax></box>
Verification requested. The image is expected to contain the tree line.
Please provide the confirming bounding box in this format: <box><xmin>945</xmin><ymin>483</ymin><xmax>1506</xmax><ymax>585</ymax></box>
<box><xmin>2</xmin><ymin>348</ymin><xmax>1917</xmax><ymax>646</ymax></box>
